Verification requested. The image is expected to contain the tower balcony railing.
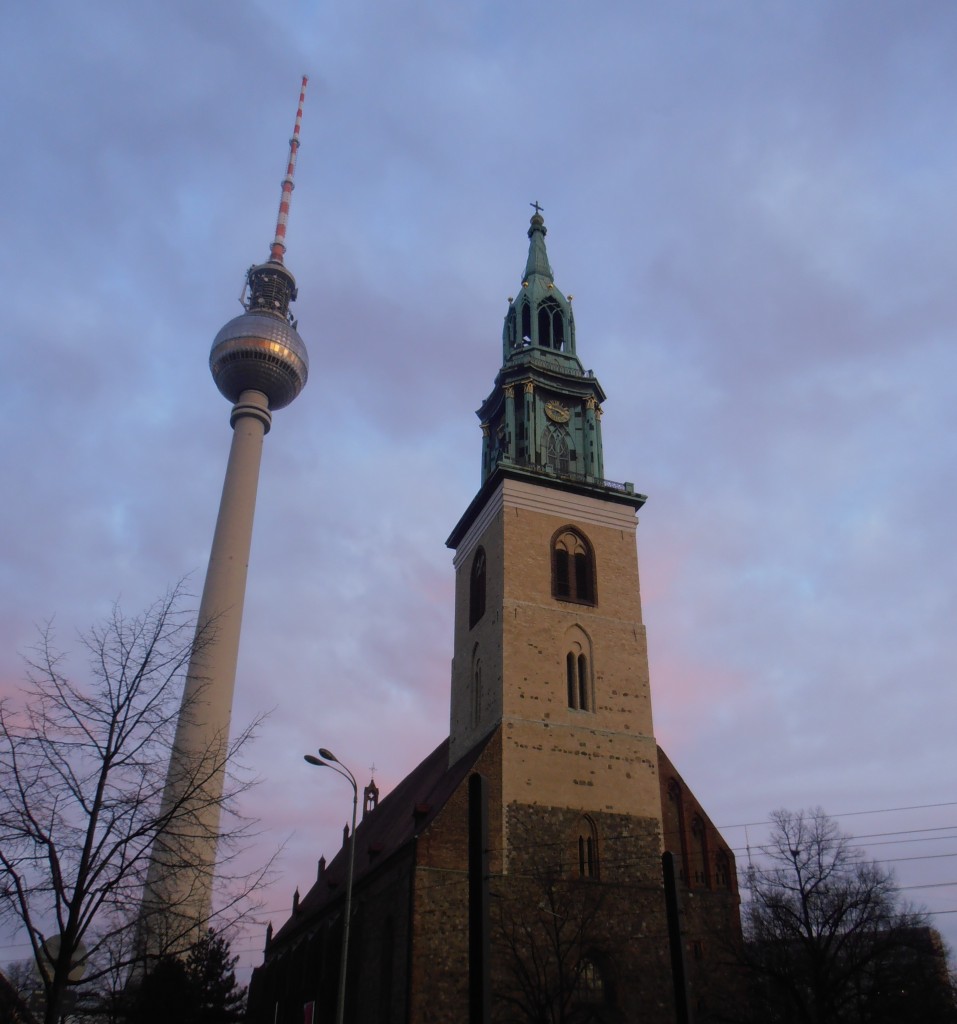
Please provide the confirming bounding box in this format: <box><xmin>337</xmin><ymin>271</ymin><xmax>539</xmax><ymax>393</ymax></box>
<box><xmin>496</xmin><ymin>454</ymin><xmax>635</xmax><ymax>495</ymax></box>
<box><xmin>506</xmin><ymin>350</ymin><xmax>595</xmax><ymax>379</ymax></box>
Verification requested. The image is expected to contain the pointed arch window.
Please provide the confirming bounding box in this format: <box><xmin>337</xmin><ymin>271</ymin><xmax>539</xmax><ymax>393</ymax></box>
<box><xmin>537</xmin><ymin>298</ymin><xmax>565</xmax><ymax>350</ymax></box>
<box><xmin>665</xmin><ymin>778</ymin><xmax>689</xmax><ymax>882</ymax></box>
<box><xmin>520</xmin><ymin>301</ymin><xmax>531</xmax><ymax>344</ymax></box>
<box><xmin>576</xmin><ymin>815</ymin><xmax>600</xmax><ymax>879</ymax></box>
<box><xmin>564</xmin><ymin>626</ymin><xmax>593</xmax><ymax>713</ymax></box>
<box><xmin>715</xmin><ymin>849</ymin><xmax>733</xmax><ymax>891</ymax></box>
<box><xmin>469</xmin><ymin>547</ymin><xmax>486</xmax><ymax>629</ymax></box>
<box><xmin>472</xmin><ymin>647</ymin><xmax>482</xmax><ymax>728</ymax></box>
<box><xmin>552</xmin><ymin>528</ymin><xmax>596</xmax><ymax>605</ymax></box>
<box><xmin>543</xmin><ymin>423</ymin><xmax>571</xmax><ymax>474</ymax></box>
<box><xmin>691</xmin><ymin>815</ymin><xmax>709</xmax><ymax>888</ymax></box>
<box><xmin>566</xmin><ymin>651</ymin><xmax>590</xmax><ymax>711</ymax></box>
<box><xmin>576</xmin><ymin>958</ymin><xmax>605</xmax><ymax>1002</ymax></box>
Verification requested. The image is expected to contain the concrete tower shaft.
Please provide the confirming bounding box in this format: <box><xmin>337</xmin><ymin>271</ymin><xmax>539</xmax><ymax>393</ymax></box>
<box><xmin>138</xmin><ymin>78</ymin><xmax>310</xmax><ymax>954</ymax></box>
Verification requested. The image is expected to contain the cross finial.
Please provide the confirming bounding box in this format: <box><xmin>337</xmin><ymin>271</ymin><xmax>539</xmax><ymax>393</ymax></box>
<box><xmin>530</xmin><ymin>200</ymin><xmax>544</xmax><ymax>216</ymax></box>
<box><xmin>369</xmin><ymin>762</ymin><xmax>377</xmax><ymax>778</ymax></box>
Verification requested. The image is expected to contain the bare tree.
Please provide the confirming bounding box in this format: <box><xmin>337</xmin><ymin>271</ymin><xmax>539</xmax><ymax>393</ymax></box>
<box><xmin>0</xmin><ymin>584</ymin><xmax>267</xmax><ymax>1024</ymax></box>
<box><xmin>741</xmin><ymin>807</ymin><xmax>956</xmax><ymax>1024</ymax></box>
<box><xmin>492</xmin><ymin>823</ymin><xmax>608</xmax><ymax>1024</ymax></box>
<box><xmin>1</xmin><ymin>960</ymin><xmax>41</xmax><ymax>1023</ymax></box>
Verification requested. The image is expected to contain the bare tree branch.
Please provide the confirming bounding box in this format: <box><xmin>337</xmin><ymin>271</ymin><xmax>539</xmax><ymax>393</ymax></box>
<box><xmin>740</xmin><ymin>808</ymin><xmax>956</xmax><ymax>1024</ymax></box>
<box><xmin>0</xmin><ymin>583</ymin><xmax>270</xmax><ymax>1024</ymax></box>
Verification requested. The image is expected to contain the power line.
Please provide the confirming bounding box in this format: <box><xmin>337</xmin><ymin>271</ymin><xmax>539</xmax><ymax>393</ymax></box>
<box><xmin>727</xmin><ymin>823</ymin><xmax>957</xmax><ymax>856</ymax></box>
<box><xmin>718</xmin><ymin>801</ymin><xmax>957</xmax><ymax>831</ymax></box>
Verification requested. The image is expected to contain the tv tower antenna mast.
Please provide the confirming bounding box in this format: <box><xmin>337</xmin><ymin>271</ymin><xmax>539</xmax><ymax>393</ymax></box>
<box><xmin>138</xmin><ymin>77</ymin><xmax>310</xmax><ymax>956</ymax></box>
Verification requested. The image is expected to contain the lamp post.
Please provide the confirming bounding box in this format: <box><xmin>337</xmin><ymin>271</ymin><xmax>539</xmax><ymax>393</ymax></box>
<box><xmin>304</xmin><ymin>748</ymin><xmax>358</xmax><ymax>1024</ymax></box>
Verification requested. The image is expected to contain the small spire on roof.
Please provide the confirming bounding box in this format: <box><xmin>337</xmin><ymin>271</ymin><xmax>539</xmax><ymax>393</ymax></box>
<box><xmin>363</xmin><ymin>776</ymin><xmax>380</xmax><ymax>819</ymax></box>
<box><xmin>523</xmin><ymin>202</ymin><xmax>553</xmax><ymax>283</ymax></box>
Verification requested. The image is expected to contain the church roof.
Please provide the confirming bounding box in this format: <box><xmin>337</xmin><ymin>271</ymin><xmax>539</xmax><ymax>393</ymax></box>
<box><xmin>270</xmin><ymin>730</ymin><xmax>494</xmax><ymax>948</ymax></box>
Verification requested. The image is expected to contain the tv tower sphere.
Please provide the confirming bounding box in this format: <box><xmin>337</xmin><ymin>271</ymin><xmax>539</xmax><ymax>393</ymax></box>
<box><xmin>210</xmin><ymin>266</ymin><xmax>309</xmax><ymax>410</ymax></box>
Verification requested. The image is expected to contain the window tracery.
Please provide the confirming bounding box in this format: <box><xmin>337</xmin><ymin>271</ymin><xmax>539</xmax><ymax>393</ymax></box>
<box><xmin>552</xmin><ymin>528</ymin><xmax>596</xmax><ymax>605</ymax></box>
<box><xmin>543</xmin><ymin>423</ymin><xmax>571</xmax><ymax>474</ymax></box>
<box><xmin>537</xmin><ymin>298</ymin><xmax>565</xmax><ymax>350</ymax></box>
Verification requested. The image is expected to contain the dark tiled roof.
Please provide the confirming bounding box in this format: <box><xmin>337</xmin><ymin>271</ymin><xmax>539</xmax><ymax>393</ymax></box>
<box><xmin>270</xmin><ymin>730</ymin><xmax>493</xmax><ymax>949</ymax></box>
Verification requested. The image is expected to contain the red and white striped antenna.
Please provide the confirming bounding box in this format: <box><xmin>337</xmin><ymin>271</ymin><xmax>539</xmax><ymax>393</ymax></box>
<box><xmin>269</xmin><ymin>75</ymin><xmax>308</xmax><ymax>264</ymax></box>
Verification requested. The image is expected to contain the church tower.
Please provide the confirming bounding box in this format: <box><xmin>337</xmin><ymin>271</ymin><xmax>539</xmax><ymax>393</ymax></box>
<box><xmin>447</xmin><ymin>208</ymin><xmax>660</xmax><ymax>828</ymax></box>
<box><xmin>441</xmin><ymin>209</ymin><xmax>676</xmax><ymax>1016</ymax></box>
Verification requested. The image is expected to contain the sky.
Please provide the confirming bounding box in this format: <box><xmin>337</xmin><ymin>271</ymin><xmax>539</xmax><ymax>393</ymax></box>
<box><xmin>2</xmin><ymin>0</ymin><xmax>957</xmax><ymax>976</ymax></box>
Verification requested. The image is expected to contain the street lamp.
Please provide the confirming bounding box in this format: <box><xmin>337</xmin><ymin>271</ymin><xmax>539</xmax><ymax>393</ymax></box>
<box><xmin>304</xmin><ymin>749</ymin><xmax>358</xmax><ymax>1024</ymax></box>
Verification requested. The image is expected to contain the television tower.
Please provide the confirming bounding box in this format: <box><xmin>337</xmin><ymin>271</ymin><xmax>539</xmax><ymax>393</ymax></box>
<box><xmin>138</xmin><ymin>77</ymin><xmax>310</xmax><ymax>953</ymax></box>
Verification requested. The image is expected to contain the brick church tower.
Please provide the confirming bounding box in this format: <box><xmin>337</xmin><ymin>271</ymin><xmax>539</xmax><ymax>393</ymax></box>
<box><xmin>248</xmin><ymin>212</ymin><xmax>740</xmax><ymax>1024</ymax></box>
<box><xmin>448</xmin><ymin>207</ymin><xmax>659</xmax><ymax>805</ymax></box>
<box><xmin>442</xmin><ymin>208</ymin><xmax>676</xmax><ymax>1018</ymax></box>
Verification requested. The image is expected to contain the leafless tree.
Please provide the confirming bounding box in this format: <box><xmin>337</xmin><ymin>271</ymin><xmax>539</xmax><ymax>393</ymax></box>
<box><xmin>1</xmin><ymin>959</ymin><xmax>41</xmax><ymax>1023</ymax></box>
<box><xmin>492</xmin><ymin>832</ymin><xmax>608</xmax><ymax>1024</ymax></box>
<box><xmin>741</xmin><ymin>807</ymin><xmax>956</xmax><ymax>1024</ymax></box>
<box><xmin>0</xmin><ymin>583</ymin><xmax>268</xmax><ymax>1024</ymax></box>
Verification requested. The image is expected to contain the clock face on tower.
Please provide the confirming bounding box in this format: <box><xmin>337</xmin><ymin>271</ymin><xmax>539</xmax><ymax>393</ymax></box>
<box><xmin>544</xmin><ymin>399</ymin><xmax>571</xmax><ymax>423</ymax></box>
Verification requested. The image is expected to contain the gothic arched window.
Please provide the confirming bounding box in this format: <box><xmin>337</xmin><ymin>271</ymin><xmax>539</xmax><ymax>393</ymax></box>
<box><xmin>715</xmin><ymin>849</ymin><xmax>733</xmax><ymax>891</ymax></box>
<box><xmin>537</xmin><ymin>298</ymin><xmax>564</xmax><ymax>350</ymax></box>
<box><xmin>521</xmin><ymin>301</ymin><xmax>531</xmax><ymax>344</ymax></box>
<box><xmin>665</xmin><ymin>778</ymin><xmax>689</xmax><ymax>882</ymax></box>
<box><xmin>566</xmin><ymin>651</ymin><xmax>591</xmax><ymax>711</ymax></box>
<box><xmin>543</xmin><ymin>423</ymin><xmax>571</xmax><ymax>474</ymax></box>
<box><xmin>577</xmin><ymin>816</ymin><xmax>600</xmax><ymax>879</ymax></box>
<box><xmin>552</xmin><ymin>528</ymin><xmax>596</xmax><ymax>605</ymax></box>
<box><xmin>469</xmin><ymin>547</ymin><xmax>486</xmax><ymax>629</ymax></box>
<box><xmin>576</xmin><ymin>957</ymin><xmax>605</xmax><ymax>1002</ymax></box>
<box><xmin>472</xmin><ymin>648</ymin><xmax>482</xmax><ymax>728</ymax></box>
<box><xmin>691</xmin><ymin>815</ymin><xmax>709</xmax><ymax>888</ymax></box>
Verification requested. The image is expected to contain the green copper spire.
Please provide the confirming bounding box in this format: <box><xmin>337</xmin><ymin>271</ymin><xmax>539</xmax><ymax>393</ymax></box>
<box><xmin>502</xmin><ymin>207</ymin><xmax>577</xmax><ymax>364</ymax></box>
<box><xmin>447</xmin><ymin>208</ymin><xmax>643</xmax><ymax>553</ymax></box>
<box><xmin>475</xmin><ymin>208</ymin><xmax>632</xmax><ymax>494</ymax></box>
<box><xmin>523</xmin><ymin>208</ymin><xmax>554</xmax><ymax>282</ymax></box>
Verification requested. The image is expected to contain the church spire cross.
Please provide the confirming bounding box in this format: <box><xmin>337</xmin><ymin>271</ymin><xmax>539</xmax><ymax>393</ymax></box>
<box><xmin>523</xmin><ymin>203</ymin><xmax>553</xmax><ymax>282</ymax></box>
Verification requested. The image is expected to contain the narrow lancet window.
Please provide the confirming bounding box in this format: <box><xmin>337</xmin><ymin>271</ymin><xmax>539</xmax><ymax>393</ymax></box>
<box><xmin>691</xmin><ymin>815</ymin><xmax>709</xmax><ymax>888</ymax></box>
<box><xmin>566</xmin><ymin>640</ymin><xmax>591</xmax><ymax>712</ymax></box>
<box><xmin>472</xmin><ymin>655</ymin><xmax>482</xmax><ymax>728</ymax></box>
<box><xmin>538</xmin><ymin>304</ymin><xmax>551</xmax><ymax>347</ymax></box>
<box><xmin>469</xmin><ymin>547</ymin><xmax>486</xmax><ymax>628</ymax></box>
<box><xmin>552</xmin><ymin>308</ymin><xmax>565</xmax><ymax>351</ymax></box>
<box><xmin>577</xmin><ymin>816</ymin><xmax>600</xmax><ymax>879</ymax></box>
